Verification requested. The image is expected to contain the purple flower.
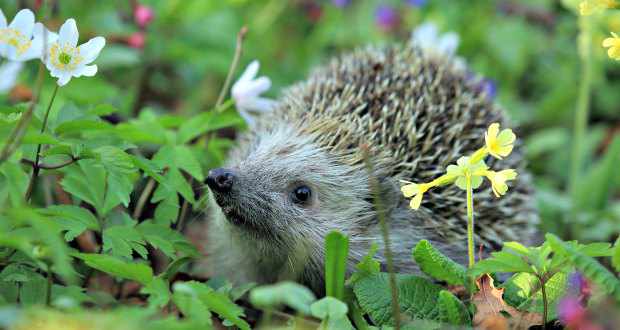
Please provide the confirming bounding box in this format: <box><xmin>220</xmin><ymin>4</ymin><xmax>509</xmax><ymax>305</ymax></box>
<box><xmin>567</xmin><ymin>271</ymin><xmax>592</xmax><ymax>302</ymax></box>
<box><xmin>557</xmin><ymin>296</ymin><xmax>586</xmax><ymax>326</ymax></box>
<box><xmin>405</xmin><ymin>0</ymin><xmax>427</xmax><ymax>7</ymax></box>
<box><xmin>480</xmin><ymin>78</ymin><xmax>497</xmax><ymax>99</ymax></box>
<box><xmin>332</xmin><ymin>0</ymin><xmax>351</xmax><ymax>7</ymax></box>
<box><xmin>375</xmin><ymin>5</ymin><xmax>399</xmax><ymax>31</ymax></box>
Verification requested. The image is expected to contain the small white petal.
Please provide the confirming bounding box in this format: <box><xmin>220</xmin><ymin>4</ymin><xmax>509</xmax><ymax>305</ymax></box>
<box><xmin>58</xmin><ymin>18</ymin><xmax>79</xmax><ymax>47</ymax></box>
<box><xmin>237</xmin><ymin>60</ymin><xmax>260</xmax><ymax>84</ymax></box>
<box><xmin>412</xmin><ymin>22</ymin><xmax>438</xmax><ymax>49</ymax></box>
<box><xmin>247</xmin><ymin>97</ymin><xmax>277</xmax><ymax>113</ymax></box>
<box><xmin>78</xmin><ymin>36</ymin><xmax>105</xmax><ymax>63</ymax></box>
<box><xmin>237</xmin><ymin>109</ymin><xmax>255</xmax><ymax>127</ymax></box>
<box><xmin>78</xmin><ymin>65</ymin><xmax>97</xmax><ymax>77</ymax></box>
<box><xmin>234</xmin><ymin>76</ymin><xmax>271</xmax><ymax>99</ymax></box>
<box><xmin>8</xmin><ymin>9</ymin><xmax>35</xmax><ymax>37</ymax></box>
<box><xmin>437</xmin><ymin>32</ymin><xmax>459</xmax><ymax>55</ymax></box>
<box><xmin>0</xmin><ymin>61</ymin><xmax>23</xmax><ymax>92</ymax></box>
<box><xmin>57</xmin><ymin>72</ymin><xmax>72</xmax><ymax>86</ymax></box>
<box><xmin>0</xmin><ymin>8</ymin><xmax>7</xmax><ymax>28</ymax></box>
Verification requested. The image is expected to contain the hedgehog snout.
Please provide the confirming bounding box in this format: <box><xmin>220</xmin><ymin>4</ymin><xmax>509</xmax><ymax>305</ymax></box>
<box><xmin>206</xmin><ymin>168</ymin><xmax>235</xmax><ymax>193</ymax></box>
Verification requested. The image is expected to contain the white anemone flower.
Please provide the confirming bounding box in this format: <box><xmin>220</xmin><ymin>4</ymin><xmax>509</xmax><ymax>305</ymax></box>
<box><xmin>0</xmin><ymin>8</ymin><xmax>56</xmax><ymax>62</ymax></box>
<box><xmin>411</xmin><ymin>22</ymin><xmax>460</xmax><ymax>56</ymax></box>
<box><xmin>44</xmin><ymin>18</ymin><xmax>105</xmax><ymax>86</ymax></box>
<box><xmin>231</xmin><ymin>60</ymin><xmax>277</xmax><ymax>127</ymax></box>
<box><xmin>0</xmin><ymin>61</ymin><xmax>23</xmax><ymax>92</ymax></box>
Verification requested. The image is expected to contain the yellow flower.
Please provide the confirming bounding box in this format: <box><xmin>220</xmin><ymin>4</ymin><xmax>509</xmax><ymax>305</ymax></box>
<box><xmin>603</xmin><ymin>32</ymin><xmax>620</xmax><ymax>60</ymax></box>
<box><xmin>401</xmin><ymin>182</ymin><xmax>431</xmax><ymax>210</ymax></box>
<box><xmin>484</xmin><ymin>169</ymin><xmax>518</xmax><ymax>198</ymax></box>
<box><xmin>484</xmin><ymin>123</ymin><xmax>516</xmax><ymax>159</ymax></box>
<box><xmin>446</xmin><ymin>156</ymin><xmax>488</xmax><ymax>190</ymax></box>
<box><xmin>579</xmin><ymin>0</ymin><xmax>617</xmax><ymax>15</ymax></box>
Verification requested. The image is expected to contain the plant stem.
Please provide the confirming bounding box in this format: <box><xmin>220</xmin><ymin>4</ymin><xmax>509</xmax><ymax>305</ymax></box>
<box><xmin>133</xmin><ymin>177</ymin><xmax>156</xmax><ymax>219</ymax></box>
<box><xmin>0</xmin><ymin>63</ymin><xmax>46</xmax><ymax>165</ymax></box>
<box><xmin>539</xmin><ymin>275</ymin><xmax>548</xmax><ymax>330</ymax></box>
<box><xmin>46</xmin><ymin>268</ymin><xmax>53</xmax><ymax>306</ymax></box>
<box><xmin>569</xmin><ymin>15</ymin><xmax>593</xmax><ymax>223</ymax></box>
<box><xmin>362</xmin><ymin>145</ymin><xmax>401</xmax><ymax>330</ymax></box>
<box><xmin>25</xmin><ymin>84</ymin><xmax>60</xmax><ymax>202</ymax></box>
<box><xmin>466</xmin><ymin>176</ymin><xmax>475</xmax><ymax>268</ymax></box>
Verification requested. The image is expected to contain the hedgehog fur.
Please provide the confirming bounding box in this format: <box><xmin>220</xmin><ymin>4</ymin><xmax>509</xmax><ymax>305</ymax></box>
<box><xmin>204</xmin><ymin>44</ymin><xmax>538</xmax><ymax>294</ymax></box>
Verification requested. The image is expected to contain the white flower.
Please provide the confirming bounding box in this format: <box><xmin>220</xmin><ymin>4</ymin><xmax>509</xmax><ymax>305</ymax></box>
<box><xmin>0</xmin><ymin>8</ymin><xmax>56</xmax><ymax>62</ymax></box>
<box><xmin>0</xmin><ymin>61</ymin><xmax>23</xmax><ymax>92</ymax></box>
<box><xmin>411</xmin><ymin>21</ymin><xmax>460</xmax><ymax>56</ymax></box>
<box><xmin>44</xmin><ymin>18</ymin><xmax>105</xmax><ymax>86</ymax></box>
<box><xmin>231</xmin><ymin>60</ymin><xmax>277</xmax><ymax>127</ymax></box>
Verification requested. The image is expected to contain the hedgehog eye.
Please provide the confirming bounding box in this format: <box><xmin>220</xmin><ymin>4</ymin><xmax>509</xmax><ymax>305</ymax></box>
<box><xmin>291</xmin><ymin>185</ymin><xmax>312</xmax><ymax>204</ymax></box>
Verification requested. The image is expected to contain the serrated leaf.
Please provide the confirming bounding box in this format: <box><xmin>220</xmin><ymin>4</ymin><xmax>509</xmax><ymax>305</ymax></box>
<box><xmin>250</xmin><ymin>282</ymin><xmax>316</xmax><ymax>315</ymax></box>
<box><xmin>325</xmin><ymin>231</ymin><xmax>348</xmax><ymax>300</ymax></box>
<box><xmin>102</xmin><ymin>225</ymin><xmax>148</xmax><ymax>259</ymax></box>
<box><xmin>174</xmin><ymin>145</ymin><xmax>204</xmax><ymax>181</ymax></box>
<box><xmin>172</xmin><ymin>283</ymin><xmax>213</xmax><ymax>326</ymax></box>
<box><xmin>154</xmin><ymin>192</ymin><xmax>179</xmax><ymax>225</ymax></box>
<box><xmin>348</xmin><ymin>243</ymin><xmax>380</xmax><ymax>285</ymax></box>
<box><xmin>74</xmin><ymin>253</ymin><xmax>153</xmax><ymax>284</ymax></box>
<box><xmin>470</xmin><ymin>250</ymin><xmax>533</xmax><ymax>277</ymax></box>
<box><xmin>353</xmin><ymin>273</ymin><xmax>443</xmax><ymax>325</ymax></box>
<box><xmin>546</xmin><ymin>234</ymin><xmax>620</xmax><ymax>302</ymax></box>
<box><xmin>39</xmin><ymin>205</ymin><xmax>100</xmax><ymax>241</ymax></box>
<box><xmin>177</xmin><ymin>109</ymin><xmax>244</xmax><ymax>144</ymax></box>
<box><xmin>141</xmin><ymin>277</ymin><xmax>170</xmax><ymax>309</ymax></box>
<box><xmin>413</xmin><ymin>239</ymin><xmax>467</xmax><ymax>286</ymax></box>
<box><xmin>136</xmin><ymin>221</ymin><xmax>198</xmax><ymax>258</ymax></box>
<box><xmin>438</xmin><ymin>290</ymin><xmax>471</xmax><ymax>325</ymax></box>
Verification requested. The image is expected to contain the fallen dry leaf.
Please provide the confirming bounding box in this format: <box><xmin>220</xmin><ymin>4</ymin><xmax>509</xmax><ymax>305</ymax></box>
<box><xmin>472</xmin><ymin>274</ymin><xmax>543</xmax><ymax>330</ymax></box>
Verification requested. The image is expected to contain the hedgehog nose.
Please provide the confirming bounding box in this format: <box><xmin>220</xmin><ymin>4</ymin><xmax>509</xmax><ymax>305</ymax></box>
<box><xmin>206</xmin><ymin>168</ymin><xmax>235</xmax><ymax>193</ymax></box>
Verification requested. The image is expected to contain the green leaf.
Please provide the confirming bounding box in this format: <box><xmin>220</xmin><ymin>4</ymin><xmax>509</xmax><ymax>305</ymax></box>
<box><xmin>470</xmin><ymin>250</ymin><xmax>534</xmax><ymax>277</ymax></box>
<box><xmin>142</xmin><ymin>277</ymin><xmax>171</xmax><ymax>309</ymax></box>
<box><xmin>0</xmin><ymin>162</ymin><xmax>29</xmax><ymax>207</ymax></box>
<box><xmin>546</xmin><ymin>234</ymin><xmax>620</xmax><ymax>302</ymax></box>
<box><xmin>353</xmin><ymin>273</ymin><xmax>443</xmax><ymax>326</ymax></box>
<box><xmin>74</xmin><ymin>253</ymin><xmax>153</xmax><ymax>285</ymax></box>
<box><xmin>348</xmin><ymin>243</ymin><xmax>380</xmax><ymax>285</ymax></box>
<box><xmin>172</xmin><ymin>282</ymin><xmax>213</xmax><ymax>327</ymax></box>
<box><xmin>54</xmin><ymin>119</ymin><xmax>113</xmax><ymax>135</ymax></box>
<box><xmin>177</xmin><ymin>109</ymin><xmax>244</xmax><ymax>144</ymax></box>
<box><xmin>311</xmin><ymin>297</ymin><xmax>354</xmax><ymax>330</ymax></box>
<box><xmin>136</xmin><ymin>221</ymin><xmax>200</xmax><ymax>258</ymax></box>
<box><xmin>174</xmin><ymin>145</ymin><xmax>204</xmax><ymax>181</ymax></box>
<box><xmin>174</xmin><ymin>281</ymin><xmax>249</xmax><ymax>330</ymax></box>
<box><xmin>87</xmin><ymin>104</ymin><xmax>118</xmax><ymax>116</ymax></box>
<box><xmin>250</xmin><ymin>282</ymin><xmax>316</xmax><ymax>315</ymax></box>
<box><xmin>502</xmin><ymin>271</ymin><xmax>568</xmax><ymax>318</ymax></box>
<box><xmin>325</xmin><ymin>231</ymin><xmax>349</xmax><ymax>300</ymax></box>
<box><xmin>161</xmin><ymin>256</ymin><xmax>194</xmax><ymax>281</ymax></box>
<box><xmin>413</xmin><ymin>239</ymin><xmax>467</xmax><ymax>286</ymax></box>
<box><xmin>613</xmin><ymin>236</ymin><xmax>620</xmax><ymax>273</ymax></box>
<box><xmin>438</xmin><ymin>290</ymin><xmax>471</xmax><ymax>325</ymax></box>
<box><xmin>102</xmin><ymin>225</ymin><xmax>148</xmax><ymax>259</ymax></box>
<box><xmin>39</xmin><ymin>205</ymin><xmax>100</xmax><ymax>241</ymax></box>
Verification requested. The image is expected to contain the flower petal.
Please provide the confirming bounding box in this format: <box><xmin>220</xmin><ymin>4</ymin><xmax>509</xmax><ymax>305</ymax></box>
<box><xmin>412</xmin><ymin>22</ymin><xmax>438</xmax><ymax>49</ymax></box>
<box><xmin>497</xmin><ymin>129</ymin><xmax>516</xmax><ymax>145</ymax></box>
<box><xmin>401</xmin><ymin>183</ymin><xmax>419</xmax><ymax>197</ymax></box>
<box><xmin>8</xmin><ymin>9</ymin><xmax>35</xmax><ymax>37</ymax></box>
<box><xmin>59</xmin><ymin>18</ymin><xmax>79</xmax><ymax>47</ymax></box>
<box><xmin>410</xmin><ymin>193</ymin><xmax>423</xmax><ymax>209</ymax></box>
<box><xmin>0</xmin><ymin>8</ymin><xmax>7</xmax><ymax>28</ymax></box>
<box><xmin>57</xmin><ymin>72</ymin><xmax>72</xmax><ymax>86</ymax></box>
<box><xmin>603</xmin><ymin>37</ymin><xmax>616</xmax><ymax>47</ymax></box>
<box><xmin>247</xmin><ymin>97</ymin><xmax>277</xmax><ymax>113</ymax></box>
<box><xmin>0</xmin><ymin>61</ymin><xmax>23</xmax><ymax>92</ymax></box>
<box><xmin>487</xmin><ymin>123</ymin><xmax>500</xmax><ymax>139</ymax></box>
<box><xmin>78</xmin><ymin>65</ymin><xmax>97</xmax><ymax>77</ymax></box>
<box><xmin>237</xmin><ymin>60</ymin><xmax>260</xmax><ymax>85</ymax></box>
<box><xmin>437</xmin><ymin>32</ymin><xmax>459</xmax><ymax>55</ymax></box>
<box><xmin>78</xmin><ymin>36</ymin><xmax>105</xmax><ymax>63</ymax></box>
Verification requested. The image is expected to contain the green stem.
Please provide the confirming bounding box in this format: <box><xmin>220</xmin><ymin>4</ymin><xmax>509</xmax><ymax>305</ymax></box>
<box><xmin>25</xmin><ymin>84</ymin><xmax>60</xmax><ymax>202</ymax></box>
<box><xmin>569</xmin><ymin>15</ymin><xmax>593</xmax><ymax>222</ymax></box>
<box><xmin>466</xmin><ymin>176</ymin><xmax>475</xmax><ymax>268</ymax></box>
<box><xmin>539</xmin><ymin>275</ymin><xmax>548</xmax><ymax>330</ymax></box>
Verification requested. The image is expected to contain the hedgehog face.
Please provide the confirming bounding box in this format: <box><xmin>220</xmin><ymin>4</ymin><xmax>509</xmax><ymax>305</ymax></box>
<box><xmin>206</xmin><ymin>125</ymin><xmax>375</xmax><ymax>243</ymax></box>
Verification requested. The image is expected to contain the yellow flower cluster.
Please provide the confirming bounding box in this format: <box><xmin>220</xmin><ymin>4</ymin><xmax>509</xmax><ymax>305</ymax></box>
<box><xmin>401</xmin><ymin>123</ymin><xmax>518</xmax><ymax>209</ymax></box>
<box><xmin>578</xmin><ymin>1</ymin><xmax>620</xmax><ymax>60</ymax></box>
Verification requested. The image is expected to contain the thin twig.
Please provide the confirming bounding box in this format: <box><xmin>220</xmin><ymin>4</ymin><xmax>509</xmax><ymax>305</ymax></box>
<box><xmin>21</xmin><ymin>156</ymin><xmax>78</xmax><ymax>170</ymax></box>
<box><xmin>177</xmin><ymin>26</ymin><xmax>248</xmax><ymax>232</ymax></box>
<box><xmin>133</xmin><ymin>177</ymin><xmax>156</xmax><ymax>219</ymax></box>
<box><xmin>362</xmin><ymin>144</ymin><xmax>401</xmax><ymax>330</ymax></box>
<box><xmin>25</xmin><ymin>84</ymin><xmax>60</xmax><ymax>201</ymax></box>
<box><xmin>539</xmin><ymin>275</ymin><xmax>548</xmax><ymax>330</ymax></box>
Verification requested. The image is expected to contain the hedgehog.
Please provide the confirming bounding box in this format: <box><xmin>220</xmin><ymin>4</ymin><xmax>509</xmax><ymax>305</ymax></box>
<box><xmin>203</xmin><ymin>43</ymin><xmax>538</xmax><ymax>295</ymax></box>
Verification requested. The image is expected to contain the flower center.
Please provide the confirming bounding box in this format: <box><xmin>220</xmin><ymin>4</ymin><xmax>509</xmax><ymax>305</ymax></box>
<box><xmin>0</xmin><ymin>28</ymin><xmax>32</xmax><ymax>55</ymax></box>
<box><xmin>59</xmin><ymin>52</ymin><xmax>72</xmax><ymax>65</ymax></box>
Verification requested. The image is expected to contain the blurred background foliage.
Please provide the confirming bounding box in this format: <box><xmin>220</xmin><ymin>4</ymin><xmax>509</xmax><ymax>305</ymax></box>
<box><xmin>1</xmin><ymin>0</ymin><xmax>619</xmax><ymax>284</ymax></box>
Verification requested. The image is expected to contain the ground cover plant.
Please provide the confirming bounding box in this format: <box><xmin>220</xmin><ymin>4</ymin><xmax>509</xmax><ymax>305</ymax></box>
<box><xmin>1</xmin><ymin>0</ymin><xmax>620</xmax><ymax>329</ymax></box>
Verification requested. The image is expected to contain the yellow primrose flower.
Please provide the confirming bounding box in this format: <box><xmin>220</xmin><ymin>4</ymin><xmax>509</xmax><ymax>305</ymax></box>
<box><xmin>484</xmin><ymin>169</ymin><xmax>518</xmax><ymax>198</ymax></box>
<box><xmin>446</xmin><ymin>156</ymin><xmax>488</xmax><ymax>191</ymax></box>
<box><xmin>579</xmin><ymin>0</ymin><xmax>617</xmax><ymax>15</ymax></box>
<box><xmin>484</xmin><ymin>123</ymin><xmax>516</xmax><ymax>159</ymax></box>
<box><xmin>401</xmin><ymin>182</ymin><xmax>431</xmax><ymax>210</ymax></box>
<box><xmin>603</xmin><ymin>32</ymin><xmax>620</xmax><ymax>60</ymax></box>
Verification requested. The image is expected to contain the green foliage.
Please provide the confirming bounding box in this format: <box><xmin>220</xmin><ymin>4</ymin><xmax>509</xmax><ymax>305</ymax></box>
<box><xmin>353</xmin><ymin>273</ymin><xmax>443</xmax><ymax>326</ymax></box>
<box><xmin>249</xmin><ymin>281</ymin><xmax>316</xmax><ymax>315</ymax></box>
<box><xmin>311</xmin><ymin>297</ymin><xmax>355</xmax><ymax>330</ymax></box>
<box><xmin>437</xmin><ymin>290</ymin><xmax>471</xmax><ymax>325</ymax></box>
<box><xmin>413</xmin><ymin>239</ymin><xmax>468</xmax><ymax>286</ymax></box>
<box><xmin>74</xmin><ymin>253</ymin><xmax>153</xmax><ymax>284</ymax></box>
<box><xmin>325</xmin><ymin>230</ymin><xmax>349</xmax><ymax>300</ymax></box>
